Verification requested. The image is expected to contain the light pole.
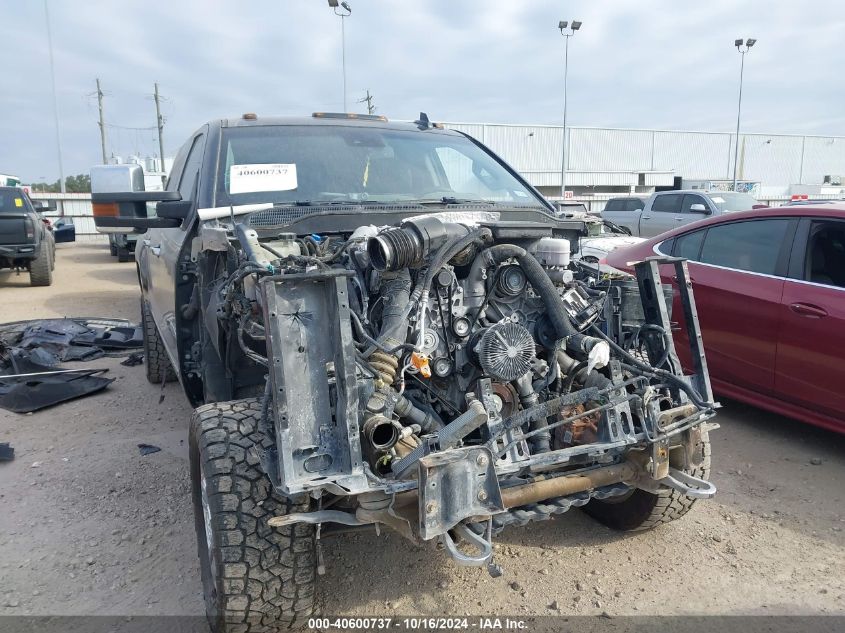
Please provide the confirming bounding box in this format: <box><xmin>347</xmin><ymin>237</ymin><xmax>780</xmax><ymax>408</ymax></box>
<box><xmin>328</xmin><ymin>0</ymin><xmax>352</xmax><ymax>112</ymax></box>
<box><xmin>732</xmin><ymin>37</ymin><xmax>756</xmax><ymax>191</ymax></box>
<box><xmin>44</xmin><ymin>0</ymin><xmax>65</xmax><ymax>195</ymax></box>
<box><xmin>558</xmin><ymin>20</ymin><xmax>582</xmax><ymax>199</ymax></box>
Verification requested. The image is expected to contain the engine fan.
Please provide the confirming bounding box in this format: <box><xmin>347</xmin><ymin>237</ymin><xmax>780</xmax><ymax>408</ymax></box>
<box><xmin>476</xmin><ymin>322</ymin><xmax>536</xmax><ymax>381</ymax></box>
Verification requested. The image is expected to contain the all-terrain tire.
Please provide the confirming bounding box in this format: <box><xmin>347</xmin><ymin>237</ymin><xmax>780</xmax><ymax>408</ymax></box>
<box><xmin>118</xmin><ymin>246</ymin><xmax>131</xmax><ymax>263</ymax></box>
<box><xmin>49</xmin><ymin>237</ymin><xmax>56</xmax><ymax>270</ymax></box>
<box><xmin>29</xmin><ymin>241</ymin><xmax>53</xmax><ymax>286</ymax></box>
<box><xmin>583</xmin><ymin>429</ymin><xmax>711</xmax><ymax>531</ymax></box>
<box><xmin>109</xmin><ymin>240</ymin><xmax>118</xmax><ymax>256</ymax></box>
<box><xmin>190</xmin><ymin>399</ymin><xmax>317</xmax><ymax>632</ymax></box>
<box><xmin>140</xmin><ymin>297</ymin><xmax>177</xmax><ymax>384</ymax></box>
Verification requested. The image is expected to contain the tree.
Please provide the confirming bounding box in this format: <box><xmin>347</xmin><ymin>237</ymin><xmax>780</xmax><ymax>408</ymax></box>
<box><xmin>29</xmin><ymin>174</ymin><xmax>91</xmax><ymax>194</ymax></box>
<box><xmin>65</xmin><ymin>174</ymin><xmax>91</xmax><ymax>193</ymax></box>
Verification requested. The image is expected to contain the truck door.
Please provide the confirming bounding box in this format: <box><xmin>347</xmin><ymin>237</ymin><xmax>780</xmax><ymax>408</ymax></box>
<box><xmin>680</xmin><ymin>193</ymin><xmax>712</xmax><ymax>225</ymax></box>
<box><xmin>145</xmin><ymin>131</ymin><xmax>206</xmax><ymax>362</ymax></box>
<box><xmin>640</xmin><ymin>193</ymin><xmax>683</xmax><ymax>237</ymax></box>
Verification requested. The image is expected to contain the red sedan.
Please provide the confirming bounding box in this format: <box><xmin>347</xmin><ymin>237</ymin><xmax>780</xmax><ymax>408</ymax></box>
<box><xmin>605</xmin><ymin>204</ymin><xmax>845</xmax><ymax>433</ymax></box>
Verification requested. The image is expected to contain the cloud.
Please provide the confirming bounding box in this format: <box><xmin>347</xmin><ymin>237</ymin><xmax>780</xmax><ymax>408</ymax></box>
<box><xmin>1</xmin><ymin>0</ymin><xmax>842</xmax><ymax>182</ymax></box>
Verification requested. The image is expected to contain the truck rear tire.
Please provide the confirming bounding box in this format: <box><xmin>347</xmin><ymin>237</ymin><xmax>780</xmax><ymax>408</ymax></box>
<box><xmin>190</xmin><ymin>399</ymin><xmax>317</xmax><ymax>632</ymax></box>
<box><xmin>141</xmin><ymin>297</ymin><xmax>177</xmax><ymax>384</ymax></box>
<box><xmin>117</xmin><ymin>246</ymin><xmax>131</xmax><ymax>263</ymax></box>
<box><xmin>583</xmin><ymin>429</ymin><xmax>711</xmax><ymax>531</ymax></box>
<box><xmin>29</xmin><ymin>242</ymin><xmax>53</xmax><ymax>287</ymax></box>
<box><xmin>109</xmin><ymin>240</ymin><xmax>118</xmax><ymax>256</ymax></box>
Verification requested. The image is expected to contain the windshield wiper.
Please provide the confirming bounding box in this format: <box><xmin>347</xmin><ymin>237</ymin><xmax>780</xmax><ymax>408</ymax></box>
<box><xmin>287</xmin><ymin>200</ymin><xmax>357</xmax><ymax>207</ymax></box>
<box><xmin>414</xmin><ymin>197</ymin><xmax>497</xmax><ymax>205</ymax></box>
<box><xmin>281</xmin><ymin>200</ymin><xmax>425</xmax><ymax>207</ymax></box>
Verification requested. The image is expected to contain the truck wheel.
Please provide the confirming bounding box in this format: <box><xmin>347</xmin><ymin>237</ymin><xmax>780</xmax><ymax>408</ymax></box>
<box><xmin>141</xmin><ymin>297</ymin><xmax>177</xmax><ymax>384</ymax></box>
<box><xmin>190</xmin><ymin>399</ymin><xmax>317</xmax><ymax>632</ymax></box>
<box><xmin>583</xmin><ymin>429</ymin><xmax>711</xmax><ymax>531</ymax></box>
<box><xmin>50</xmin><ymin>238</ymin><xmax>56</xmax><ymax>270</ymax></box>
<box><xmin>110</xmin><ymin>240</ymin><xmax>118</xmax><ymax>256</ymax></box>
<box><xmin>118</xmin><ymin>246</ymin><xmax>131</xmax><ymax>263</ymax></box>
<box><xmin>29</xmin><ymin>242</ymin><xmax>53</xmax><ymax>287</ymax></box>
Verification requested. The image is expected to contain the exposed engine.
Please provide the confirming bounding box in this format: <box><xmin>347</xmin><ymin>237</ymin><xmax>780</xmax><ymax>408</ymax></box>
<box><xmin>215</xmin><ymin>212</ymin><xmax>717</xmax><ymax>565</ymax></box>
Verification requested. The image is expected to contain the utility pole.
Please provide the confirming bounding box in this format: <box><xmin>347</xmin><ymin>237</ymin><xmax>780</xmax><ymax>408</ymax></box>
<box><xmin>154</xmin><ymin>83</ymin><xmax>166</xmax><ymax>185</ymax></box>
<box><xmin>95</xmin><ymin>78</ymin><xmax>107</xmax><ymax>163</ymax></box>
<box><xmin>358</xmin><ymin>89</ymin><xmax>375</xmax><ymax>114</ymax></box>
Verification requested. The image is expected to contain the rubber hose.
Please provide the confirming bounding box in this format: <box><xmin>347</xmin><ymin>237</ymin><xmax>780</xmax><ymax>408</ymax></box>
<box><xmin>471</xmin><ymin>244</ymin><xmax>577</xmax><ymax>341</ymax></box>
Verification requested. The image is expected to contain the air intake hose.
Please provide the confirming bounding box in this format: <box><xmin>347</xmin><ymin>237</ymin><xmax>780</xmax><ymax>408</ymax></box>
<box><xmin>368</xmin><ymin>217</ymin><xmax>472</xmax><ymax>271</ymax></box>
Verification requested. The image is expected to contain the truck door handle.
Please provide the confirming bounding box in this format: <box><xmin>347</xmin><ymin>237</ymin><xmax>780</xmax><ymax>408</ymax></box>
<box><xmin>641</xmin><ymin>215</ymin><xmax>652</xmax><ymax>220</ymax></box>
<box><xmin>789</xmin><ymin>302</ymin><xmax>827</xmax><ymax>318</ymax></box>
<box><xmin>674</xmin><ymin>216</ymin><xmax>684</xmax><ymax>221</ymax></box>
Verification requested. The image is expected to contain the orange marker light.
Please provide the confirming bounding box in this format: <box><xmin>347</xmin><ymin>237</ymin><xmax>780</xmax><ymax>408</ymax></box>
<box><xmin>92</xmin><ymin>202</ymin><xmax>119</xmax><ymax>217</ymax></box>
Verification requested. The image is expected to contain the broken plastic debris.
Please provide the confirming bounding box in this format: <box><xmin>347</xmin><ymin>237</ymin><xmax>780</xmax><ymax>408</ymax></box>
<box><xmin>0</xmin><ymin>443</ymin><xmax>14</xmax><ymax>462</ymax></box>
<box><xmin>138</xmin><ymin>444</ymin><xmax>161</xmax><ymax>456</ymax></box>
<box><xmin>120</xmin><ymin>352</ymin><xmax>144</xmax><ymax>367</ymax></box>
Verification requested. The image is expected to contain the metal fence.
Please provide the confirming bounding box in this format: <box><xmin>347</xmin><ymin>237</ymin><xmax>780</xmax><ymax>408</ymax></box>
<box><xmin>444</xmin><ymin>122</ymin><xmax>845</xmax><ymax>192</ymax></box>
<box><xmin>30</xmin><ymin>193</ymin><xmax>105</xmax><ymax>241</ymax></box>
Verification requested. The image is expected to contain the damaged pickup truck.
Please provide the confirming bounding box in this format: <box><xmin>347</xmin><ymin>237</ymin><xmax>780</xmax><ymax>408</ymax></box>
<box><xmin>93</xmin><ymin>113</ymin><xmax>717</xmax><ymax>632</ymax></box>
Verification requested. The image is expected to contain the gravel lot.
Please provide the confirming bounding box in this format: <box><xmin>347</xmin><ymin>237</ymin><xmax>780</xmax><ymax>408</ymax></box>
<box><xmin>1</xmin><ymin>243</ymin><xmax>843</xmax><ymax>619</ymax></box>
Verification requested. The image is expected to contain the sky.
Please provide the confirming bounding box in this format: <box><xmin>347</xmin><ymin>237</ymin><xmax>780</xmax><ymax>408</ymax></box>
<box><xmin>1</xmin><ymin>0</ymin><xmax>843</xmax><ymax>183</ymax></box>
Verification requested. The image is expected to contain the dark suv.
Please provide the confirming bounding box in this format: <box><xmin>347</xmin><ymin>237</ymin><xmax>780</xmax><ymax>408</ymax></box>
<box><xmin>93</xmin><ymin>113</ymin><xmax>716</xmax><ymax>632</ymax></box>
<box><xmin>0</xmin><ymin>187</ymin><xmax>56</xmax><ymax>286</ymax></box>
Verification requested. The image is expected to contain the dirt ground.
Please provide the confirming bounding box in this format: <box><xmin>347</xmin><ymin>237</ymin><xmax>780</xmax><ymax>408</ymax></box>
<box><xmin>1</xmin><ymin>243</ymin><xmax>843</xmax><ymax>619</ymax></box>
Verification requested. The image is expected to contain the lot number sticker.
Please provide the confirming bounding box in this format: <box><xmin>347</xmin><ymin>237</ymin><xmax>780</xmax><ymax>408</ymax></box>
<box><xmin>230</xmin><ymin>163</ymin><xmax>297</xmax><ymax>194</ymax></box>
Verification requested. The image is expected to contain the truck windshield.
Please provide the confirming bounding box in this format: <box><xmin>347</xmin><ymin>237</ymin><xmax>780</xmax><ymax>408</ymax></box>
<box><xmin>214</xmin><ymin>125</ymin><xmax>546</xmax><ymax>210</ymax></box>
<box><xmin>709</xmin><ymin>192</ymin><xmax>758</xmax><ymax>212</ymax></box>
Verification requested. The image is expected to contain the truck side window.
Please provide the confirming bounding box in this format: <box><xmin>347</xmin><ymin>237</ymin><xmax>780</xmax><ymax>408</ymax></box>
<box><xmin>699</xmin><ymin>219</ymin><xmax>790</xmax><ymax>275</ymax></box>
<box><xmin>681</xmin><ymin>195</ymin><xmax>707</xmax><ymax>214</ymax></box>
<box><xmin>805</xmin><ymin>221</ymin><xmax>845</xmax><ymax>288</ymax></box>
<box><xmin>627</xmin><ymin>198</ymin><xmax>645</xmax><ymax>211</ymax></box>
<box><xmin>178</xmin><ymin>134</ymin><xmax>207</xmax><ymax>201</ymax></box>
<box><xmin>651</xmin><ymin>194</ymin><xmax>682</xmax><ymax>213</ymax></box>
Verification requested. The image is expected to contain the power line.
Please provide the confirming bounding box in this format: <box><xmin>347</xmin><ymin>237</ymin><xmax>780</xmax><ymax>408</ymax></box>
<box><xmin>103</xmin><ymin>123</ymin><xmax>158</xmax><ymax>131</ymax></box>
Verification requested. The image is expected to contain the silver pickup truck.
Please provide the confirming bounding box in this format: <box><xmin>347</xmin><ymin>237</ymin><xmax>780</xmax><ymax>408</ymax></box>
<box><xmin>602</xmin><ymin>190</ymin><xmax>761</xmax><ymax>237</ymax></box>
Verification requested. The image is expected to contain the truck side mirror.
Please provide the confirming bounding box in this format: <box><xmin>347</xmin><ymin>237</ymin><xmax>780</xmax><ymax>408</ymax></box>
<box><xmin>156</xmin><ymin>199</ymin><xmax>192</xmax><ymax>220</ymax></box>
<box><xmin>689</xmin><ymin>203</ymin><xmax>710</xmax><ymax>214</ymax></box>
<box><xmin>90</xmin><ymin>164</ymin><xmax>182</xmax><ymax>232</ymax></box>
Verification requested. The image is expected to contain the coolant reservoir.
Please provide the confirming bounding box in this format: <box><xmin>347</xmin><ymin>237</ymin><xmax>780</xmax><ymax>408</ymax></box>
<box><xmin>530</xmin><ymin>237</ymin><xmax>570</xmax><ymax>268</ymax></box>
<box><xmin>264</xmin><ymin>233</ymin><xmax>302</xmax><ymax>258</ymax></box>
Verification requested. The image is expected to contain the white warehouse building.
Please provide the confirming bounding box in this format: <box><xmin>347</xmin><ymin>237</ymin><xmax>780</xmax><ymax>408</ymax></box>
<box><xmin>443</xmin><ymin>122</ymin><xmax>845</xmax><ymax>203</ymax></box>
